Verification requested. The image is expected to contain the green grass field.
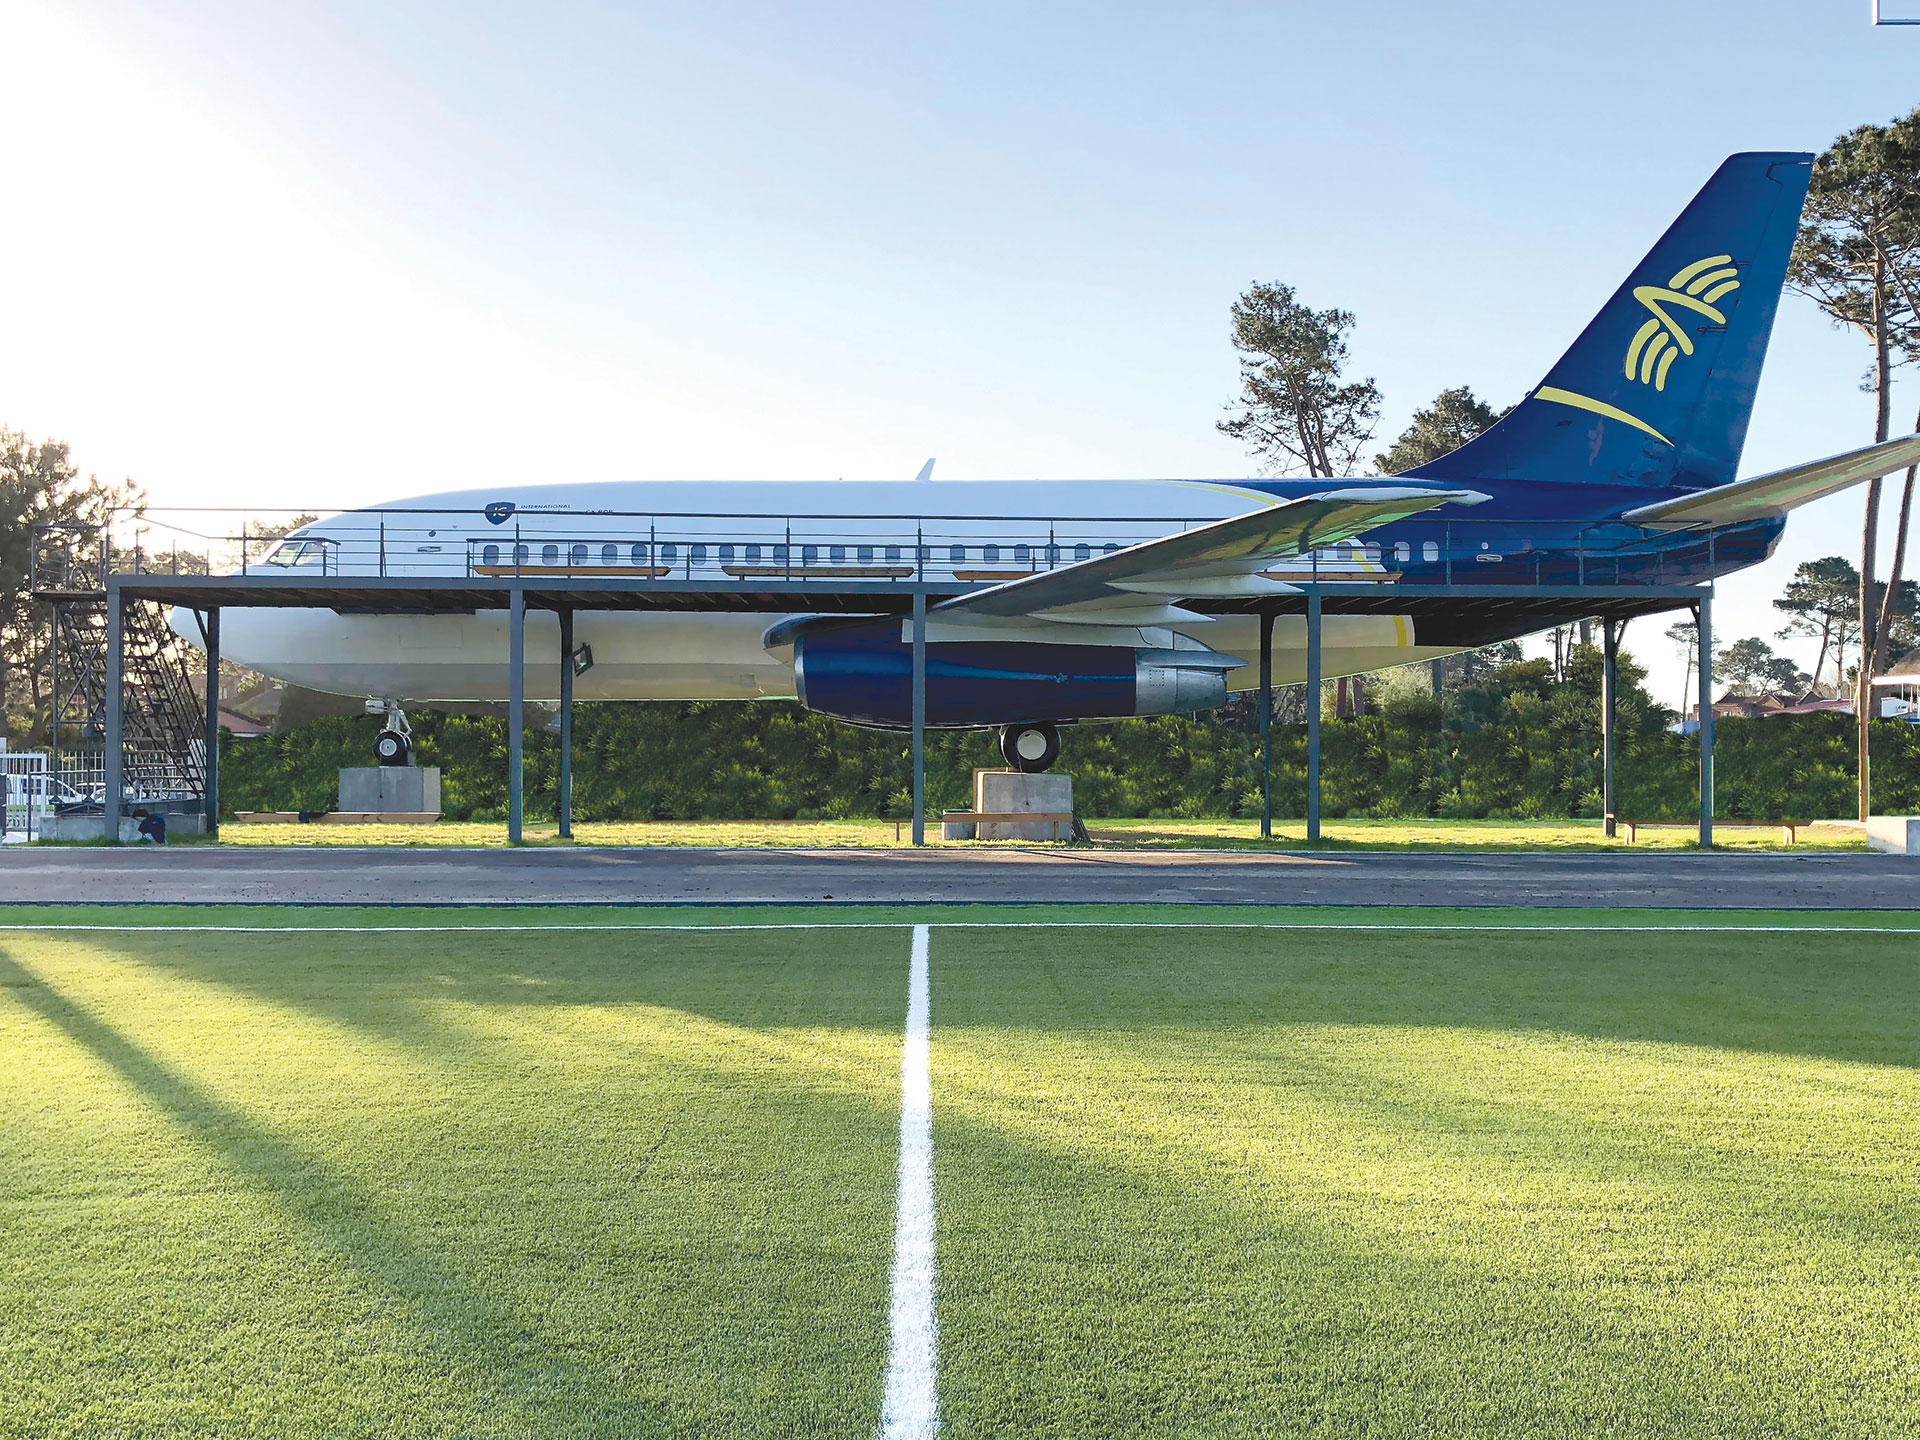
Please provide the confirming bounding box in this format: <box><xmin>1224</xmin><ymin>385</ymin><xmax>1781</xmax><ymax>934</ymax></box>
<box><xmin>193</xmin><ymin>816</ymin><xmax>1866</xmax><ymax>850</ymax></box>
<box><xmin>2</xmin><ymin>908</ymin><xmax>1914</xmax><ymax>1436</ymax></box>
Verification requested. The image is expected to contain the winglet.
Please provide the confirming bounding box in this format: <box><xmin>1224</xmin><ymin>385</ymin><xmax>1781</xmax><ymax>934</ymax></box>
<box><xmin>913</xmin><ymin>458</ymin><xmax>936</xmax><ymax>483</ymax></box>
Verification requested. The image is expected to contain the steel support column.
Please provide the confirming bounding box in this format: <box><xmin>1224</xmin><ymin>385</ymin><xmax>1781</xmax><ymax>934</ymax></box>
<box><xmin>1258</xmin><ymin>609</ymin><xmax>1273</xmax><ymax>839</ymax></box>
<box><xmin>557</xmin><ymin>607</ymin><xmax>574</xmax><ymax>839</ymax></box>
<box><xmin>102</xmin><ymin>587</ymin><xmax>125</xmax><ymax>844</ymax></box>
<box><xmin>49</xmin><ymin>604</ymin><xmax>60</xmax><ymax>794</ymax></box>
<box><xmin>1697</xmin><ymin>594</ymin><xmax>1714</xmax><ymax>848</ymax></box>
<box><xmin>1601</xmin><ymin>618</ymin><xmax>1617</xmax><ymax>838</ymax></box>
<box><xmin>911</xmin><ymin>590</ymin><xmax>927</xmax><ymax>846</ymax></box>
<box><xmin>1306</xmin><ymin>588</ymin><xmax>1322</xmax><ymax>843</ymax></box>
<box><xmin>508</xmin><ymin>587</ymin><xmax>525</xmax><ymax>844</ymax></box>
<box><xmin>204</xmin><ymin>608</ymin><xmax>220</xmax><ymax>838</ymax></box>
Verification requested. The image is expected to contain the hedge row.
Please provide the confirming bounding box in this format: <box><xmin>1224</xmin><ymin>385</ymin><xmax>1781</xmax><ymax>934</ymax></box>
<box><xmin>218</xmin><ymin>653</ymin><xmax>1920</xmax><ymax>822</ymax></box>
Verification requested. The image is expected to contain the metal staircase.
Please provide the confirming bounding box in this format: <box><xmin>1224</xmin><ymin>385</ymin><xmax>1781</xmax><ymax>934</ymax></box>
<box><xmin>33</xmin><ymin>525</ymin><xmax>207</xmax><ymax>803</ymax></box>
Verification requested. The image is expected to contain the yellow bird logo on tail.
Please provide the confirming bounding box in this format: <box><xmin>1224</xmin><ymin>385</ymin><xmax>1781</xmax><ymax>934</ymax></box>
<box><xmin>1623</xmin><ymin>255</ymin><xmax>1740</xmax><ymax>390</ymax></box>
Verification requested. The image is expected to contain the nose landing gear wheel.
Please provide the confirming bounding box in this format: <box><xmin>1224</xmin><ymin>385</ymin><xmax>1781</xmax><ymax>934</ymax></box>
<box><xmin>999</xmin><ymin>722</ymin><xmax>1060</xmax><ymax>773</ymax></box>
<box><xmin>374</xmin><ymin>729</ymin><xmax>411</xmax><ymax>767</ymax></box>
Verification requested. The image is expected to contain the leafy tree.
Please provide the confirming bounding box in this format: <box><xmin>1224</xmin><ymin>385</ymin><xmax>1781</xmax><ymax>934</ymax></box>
<box><xmin>1774</xmin><ymin>555</ymin><xmax>1860</xmax><ymax>692</ymax></box>
<box><xmin>1789</xmin><ymin>108</ymin><xmax>1920</xmax><ymax>815</ymax></box>
<box><xmin>0</xmin><ymin>430</ymin><xmax>141</xmax><ymax>743</ymax></box>
<box><xmin>1374</xmin><ymin>386</ymin><xmax>1508</xmax><ymax>475</ymax></box>
<box><xmin>1716</xmin><ymin>637</ymin><xmax>1809</xmax><ymax>695</ymax></box>
<box><xmin>1664</xmin><ymin>616</ymin><xmax>1699</xmax><ymax>713</ymax></box>
<box><xmin>1217</xmin><ymin>283</ymin><xmax>1380</xmax><ymax>477</ymax></box>
<box><xmin>1880</xmin><ymin>574</ymin><xmax>1920</xmax><ymax>656</ymax></box>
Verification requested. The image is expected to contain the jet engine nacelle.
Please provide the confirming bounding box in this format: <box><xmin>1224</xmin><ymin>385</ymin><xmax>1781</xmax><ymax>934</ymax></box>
<box><xmin>789</xmin><ymin>618</ymin><xmax>1237</xmax><ymax>728</ymax></box>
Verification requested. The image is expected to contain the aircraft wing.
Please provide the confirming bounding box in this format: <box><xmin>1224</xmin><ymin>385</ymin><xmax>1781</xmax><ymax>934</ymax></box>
<box><xmin>1621</xmin><ymin>434</ymin><xmax>1920</xmax><ymax>528</ymax></box>
<box><xmin>933</xmin><ymin>486</ymin><xmax>1489</xmax><ymax>624</ymax></box>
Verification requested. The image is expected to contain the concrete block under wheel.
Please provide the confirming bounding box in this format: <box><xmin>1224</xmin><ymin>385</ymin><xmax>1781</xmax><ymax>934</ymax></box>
<box><xmin>338</xmin><ymin>766</ymin><xmax>441</xmax><ymax>815</ymax></box>
<box><xmin>972</xmin><ymin>769</ymin><xmax>1072</xmax><ymax>841</ymax></box>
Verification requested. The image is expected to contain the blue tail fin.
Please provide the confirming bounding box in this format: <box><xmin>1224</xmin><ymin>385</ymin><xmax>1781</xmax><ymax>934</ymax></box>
<box><xmin>1406</xmin><ymin>152</ymin><xmax>1812</xmax><ymax>492</ymax></box>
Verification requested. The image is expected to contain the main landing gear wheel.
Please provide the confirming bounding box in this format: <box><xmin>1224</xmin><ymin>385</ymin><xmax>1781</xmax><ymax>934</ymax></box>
<box><xmin>374</xmin><ymin>729</ymin><xmax>411</xmax><ymax>767</ymax></box>
<box><xmin>999</xmin><ymin>722</ymin><xmax>1060</xmax><ymax>773</ymax></box>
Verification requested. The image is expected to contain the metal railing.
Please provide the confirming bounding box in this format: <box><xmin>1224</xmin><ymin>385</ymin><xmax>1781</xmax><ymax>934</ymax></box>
<box><xmin>33</xmin><ymin>505</ymin><xmax>1736</xmax><ymax>595</ymax></box>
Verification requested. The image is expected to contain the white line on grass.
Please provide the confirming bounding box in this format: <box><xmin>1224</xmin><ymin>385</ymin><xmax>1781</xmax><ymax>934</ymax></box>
<box><xmin>2</xmin><ymin>922</ymin><xmax>1916</xmax><ymax>934</ymax></box>
<box><xmin>881</xmin><ymin>923</ymin><xmax>938</xmax><ymax>1440</ymax></box>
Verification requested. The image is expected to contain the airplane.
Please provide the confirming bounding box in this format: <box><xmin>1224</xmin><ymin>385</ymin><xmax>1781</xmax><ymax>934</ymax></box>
<box><xmin>176</xmin><ymin>151</ymin><xmax>1920</xmax><ymax>773</ymax></box>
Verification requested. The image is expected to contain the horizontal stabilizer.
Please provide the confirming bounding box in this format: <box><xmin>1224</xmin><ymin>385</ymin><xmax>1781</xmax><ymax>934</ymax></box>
<box><xmin>1620</xmin><ymin>433</ymin><xmax>1920</xmax><ymax>527</ymax></box>
<box><xmin>935</xmin><ymin>486</ymin><xmax>1487</xmax><ymax>621</ymax></box>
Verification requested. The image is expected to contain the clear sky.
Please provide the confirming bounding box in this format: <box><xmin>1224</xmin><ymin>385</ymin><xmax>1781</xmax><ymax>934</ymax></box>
<box><xmin>3</xmin><ymin>0</ymin><xmax>1916</xmax><ymax>706</ymax></box>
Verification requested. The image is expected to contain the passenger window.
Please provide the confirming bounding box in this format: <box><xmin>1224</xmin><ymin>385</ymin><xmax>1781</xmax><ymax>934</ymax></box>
<box><xmin>830</xmin><ymin>544</ymin><xmax>846</xmax><ymax>563</ymax></box>
<box><xmin>718</xmin><ymin>543</ymin><xmax>735</xmax><ymax>563</ymax></box>
<box><xmin>773</xmin><ymin>544</ymin><xmax>788</xmax><ymax>563</ymax></box>
<box><xmin>570</xmin><ymin>543</ymin><xmax>587</xmax><ymax>565</ymax></box>
<box><xmin>1394</xmin><ymin>541</ymin><xmax>1411</xmax><ymax>564</ymax></box>
<box><xmin>601</xmin><ymin>543</ymin><xmax>617</xmax><ymax>565</ymax></box>
<box><xmin>1102</xmin><ymin>542</ymin><xmax>1119</xmax><ymax>554</ymax></box>
<box><xmin>858</xmin><ymin>544</ymin><xmax>872</xmax><ymax>564</ymax></box>
<box><xmin>513</xmin><ymin>544</ymin><xmax>529</xmax><ymax>565</ymax></box>
<box><xmin>887</xmin><ymin>544</ymin><xmax>903</xmax><ymax>564</ymax></box>
<box><xmin>983</xmin><ymin>543</ymin><xmax>1000</xmax><ymax>563</ymax></box>
<box><xmin>483</xmin><ymin>544</ymin><xmax>500</xmax><ymax>566</ymax></box>
<box><xmin>541</xmin><ymin>543</ymin><xmax>559</xmax><ymax>565</ymax></box>
<box><xmin>1075</xmin><ymin>543</ymin><xmax>1090</xmax><ymax>562</ymax></box>
<box><xmin>690</xmin><ymin>543</ymin><xmax>707</xmax><ymax>565</ymax></box>
<box><xmin>1422</xmin><ymin>540</ymin><xmax>1439</xmax><ymax>563</ymax></box>
<box><xmin>630</xmin><ymin>543</ymin><xmax>648</xmax><ymax>566</ymax></box>
<box><xmin>948</xmin><ymin>544</ymin><xmax>965</xmax><ymax>564</ymax></box>
<box><xmin>1014</xmin><ymin>543</ymin><xmax>1031</xmax><ymax>565</ymax></box>
<box><xmin>802</xmin><ymin>544</ymin><xmax>818</xmax><ymax>565</ymax></box>
<box><xmin>747</xmin><ymin>543</ymin><xmax>762</xmax><ymax>563</ymax></box>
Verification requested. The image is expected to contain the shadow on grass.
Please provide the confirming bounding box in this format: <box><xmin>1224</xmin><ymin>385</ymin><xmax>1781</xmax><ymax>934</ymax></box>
<box><xmin>66</xmin><ymin>920</ymin><xmax>1919</xmax><ymax>1076</ymax></box>
<box><xmin>0</xmin><ymin>943</ymin><xmax>899</xmax><ymax>1436</ymax></box>
<box><xmin>929</xmin><ymin>925</ymin><xmax>1920</xmax><ymax>1069</ymax></box>
<box><xmin>0</xmin><ymin>947</ymin><xmax>637</xmax><ymax>1433</ymax></box>
<box><xmin>77</xmin><ymin>925</ymin><xmax>904</xmax><ymax>1062</ymax></box>
<box><xmin>921</xmin><ymin>929</ymin><xmax>1920</xmax><ymax>1435</ymax></box>
<box><xmin>928</xmin><ymin>1098</ymin><xmax>1917</xmax><ymax>1440</ymax></box>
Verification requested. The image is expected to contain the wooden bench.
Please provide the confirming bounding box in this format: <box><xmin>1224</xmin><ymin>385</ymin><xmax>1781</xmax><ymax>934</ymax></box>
<box><xmin>1619</xmin><ymin>820</ymin><xmax>1798</xmax><ymax>844</ymax></box>
<box><xmin>935</xmin><ymin>811</ymin><xmax>1075</xmax><ymax>841</ymax></box>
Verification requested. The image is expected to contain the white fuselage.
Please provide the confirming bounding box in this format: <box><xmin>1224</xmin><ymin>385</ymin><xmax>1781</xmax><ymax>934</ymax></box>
<box><xmin>182</xmin><ymin>478</ymin><xmax>1449</xmax><ymax>705</ymax></box>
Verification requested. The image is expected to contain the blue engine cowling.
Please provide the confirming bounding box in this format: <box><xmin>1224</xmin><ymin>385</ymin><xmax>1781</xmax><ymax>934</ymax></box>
<box><xmin>790</xmin><ymin>618</ymin><xmax>1237</xmax><ymax>728</ymax></box>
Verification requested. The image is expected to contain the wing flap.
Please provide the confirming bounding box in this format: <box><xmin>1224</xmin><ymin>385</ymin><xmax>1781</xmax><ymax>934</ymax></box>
<box><xmin>933</xmin><ymin>486</ymin><xmax>1488</xmax><ymax>620</ymax></box>
<box><xmin>1621</xmin><ymin>434</ymin><xmax>1920</xmax><ymax>528</ymax></box>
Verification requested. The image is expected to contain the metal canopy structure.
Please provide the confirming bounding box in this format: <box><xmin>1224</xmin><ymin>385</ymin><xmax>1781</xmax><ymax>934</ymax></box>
<box><xmin>91</xmin><ymin>571</ymin><xmax>1706</xmax><ymax>622</ymax></box>
<box><xmin>78</xmin><ymin>567</ymin><xmax>1721</xmax><ymax>848</ymax></box>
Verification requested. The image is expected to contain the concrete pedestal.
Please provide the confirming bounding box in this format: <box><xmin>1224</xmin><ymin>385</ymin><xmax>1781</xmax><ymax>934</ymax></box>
<box><xmin>1865</xmin><ymin>816</ymin><xmax>1920</xmax><ymax>855</ymax></box>
<box><xmin>339</xmin><ymin>767</ymin><xmax>441</xmax><ymax>815</ymax></box>
<box><xmin>943</xmin><ymin>769</ymin><xmax>1073</xmax><ymax>841</ymax></box>
<box><xmin>42</xmin><ymin>812</ymin><xmax>208</xmax><ymax>842</ymax></box>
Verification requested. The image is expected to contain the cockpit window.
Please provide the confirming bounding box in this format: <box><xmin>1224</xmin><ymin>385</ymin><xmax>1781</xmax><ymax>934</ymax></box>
<box><xmin>264</xmin><ymin>538</ymin><xmax>329</xmax><ymax>567</ymax></box>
